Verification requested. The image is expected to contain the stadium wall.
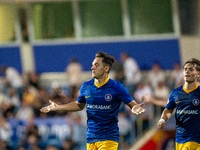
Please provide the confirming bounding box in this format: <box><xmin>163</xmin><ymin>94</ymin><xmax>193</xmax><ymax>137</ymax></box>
<box><xmin>33</xmin><ymin>38</ymin><xmax>181</xmax><ymax>73</ymax></box>
<box><xmin>0</xmin><ymin>46</ymin><xmax>22</xmax><ymax>76</ymax></box>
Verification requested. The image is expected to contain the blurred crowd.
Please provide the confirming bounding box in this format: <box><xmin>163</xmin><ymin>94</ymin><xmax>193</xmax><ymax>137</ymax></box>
<box><xmin>0</xmin><ymin>53</ymin><xmax>184</xmax><ymax>150</ymax></box>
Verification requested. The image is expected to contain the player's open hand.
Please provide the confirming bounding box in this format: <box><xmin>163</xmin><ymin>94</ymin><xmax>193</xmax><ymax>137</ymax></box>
<box><xmin>40</xmin><ymin>100</ymin><xmax>58</xmax><ymax>113</ymax></box>
<box><xmin>131</xmin><ymin>103</ymin><xmax>145</xmax><ymax>115</ymax></box>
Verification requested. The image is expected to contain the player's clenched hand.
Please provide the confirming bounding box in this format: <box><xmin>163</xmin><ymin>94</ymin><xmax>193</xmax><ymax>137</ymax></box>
<box><xmin>131</xmin><ymin>103</ymin><xmax>145</xmax><ymax>115</ymax></box>
<box><xmin>158</xmin><ymin>120</ymin><xmax>166</xmax><ymax>129</ymax></box>
<box><xmin>40</xmin><ymin>100</ymin><xmax>58</xmax><ymax>113</ymax></box>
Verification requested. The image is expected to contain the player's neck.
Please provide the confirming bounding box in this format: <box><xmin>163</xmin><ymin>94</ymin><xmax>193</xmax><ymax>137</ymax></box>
<box><xmin>95</xmin><ymin>75</ymin><xmax>108</xmax><ymax>84</ymax></box>
<box><xmin>184</xmin><ymin>81</ymin><xmax>198</xmax><ymax>91</ymax></box>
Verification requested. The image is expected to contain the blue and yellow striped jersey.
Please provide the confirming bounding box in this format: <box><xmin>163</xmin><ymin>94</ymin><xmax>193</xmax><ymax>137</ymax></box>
<box><xmin>166</xmin><ymin>84</ymin><xmax>200</xmax><ymax>144</ymax></box>
<box><xmin>77</xmin><ymin>77</ymin><xmax>134</xmax><ymax>143</ymax></box>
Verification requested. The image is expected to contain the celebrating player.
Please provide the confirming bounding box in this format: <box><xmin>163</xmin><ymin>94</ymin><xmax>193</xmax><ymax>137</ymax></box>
<box><xmin>158</xmin><ymin>58</ymin><xmax>200</xmax><ymax>150</ymax></box>
<box><xmin>40</xmin><ymin>51</ymin><xmax>145</xmax><ymax>150</ymax></box>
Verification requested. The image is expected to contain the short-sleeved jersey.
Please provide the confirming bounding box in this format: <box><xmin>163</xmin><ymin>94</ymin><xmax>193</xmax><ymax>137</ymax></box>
<box><xmin>165</xmin><ymin>84</ymin><xmax>200</xmax><ymax>144</ymax></box>
<box><xmin>77</xmin><ymin>77</ymin><xmax>134</xmax><ymax>143</ymax></box>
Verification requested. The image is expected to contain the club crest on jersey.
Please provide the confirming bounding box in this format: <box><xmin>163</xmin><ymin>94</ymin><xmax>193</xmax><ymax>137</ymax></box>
<box><xmin>105</xmin><ymin>94</ymin><xmax>112</xmax><ymax>101</ymax></box>
<box><xmin>193</xmin><ymin>99</ymin><xmax>199</xmax><ymax>106</ymax></box>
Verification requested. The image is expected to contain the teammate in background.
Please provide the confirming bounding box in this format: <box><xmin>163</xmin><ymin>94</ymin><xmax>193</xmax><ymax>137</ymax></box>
<box><xmin>158</xmin><ymin>58</ymin><xmax>200</xmax><ymax>150</ymax></box>
<box><xmin>40</xmin><ymin>51</ymin><xmax>145</xmax><ymax>150</ymax></box>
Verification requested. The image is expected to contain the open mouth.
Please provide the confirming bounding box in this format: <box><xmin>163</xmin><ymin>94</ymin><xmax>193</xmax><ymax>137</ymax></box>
<box><xmin>185</xmin><ymin>75</ymin><xmax>190</xmax><ymax>78</ymax></box>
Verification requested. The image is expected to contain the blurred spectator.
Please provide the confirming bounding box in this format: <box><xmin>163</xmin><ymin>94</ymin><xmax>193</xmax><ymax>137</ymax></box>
<box><xmin>71</xmin><ymin>113</ymin><xmax>87</xmax><ymax>150</ymax></box>
<box><xmin>153</xmin><ymin>80</ymin><xmax>170</xmax><ymax>100</ymax></box>
<box><xmin>16</xmin><ymin>97</ymin><xmax>34</xmax><ymax>121</ymax></box>
<box><xmin>32</xmin><ymin>98</ymin><xmax>44</xmax><ymax>118</ymax></box>
<box><xmin>20</xmin><ymin>117</ymin><xmax>40</xmax><ymax>147</ymax></box>
<box><xmin>3</xmin><ymin>87</ymin><xmax>21</xmax><ymax>118</ymax></box>
<box><xmin>152</xmin><ymin>79</ymin><xmax>170</xmax><ymax>116</ymax></box>
<box><xmin>1</xmin><ymin>65</ymin><xmax>24</xmax><ymax>98</ymax></box>
<box><xmin>68</xmin><ymin>85</ymin><xmax>79</xmax><ymax>102</ymax></box>
<box><xmin>61</xmin><ymin>138</ymin><xmax>73</xmax><ymax>150</ymax></box>
<box><xmin>0</xmin><ymin>90</ymin><xmax>5</xmax><ymax>114</ymax></box>
<box><xmin>38</xmin><ymin>87</ymin><xmax>49</xmax><ymax>104</ymax></box>
<box><xmin>147</xmin><ymin>63</ymin><xmax>165</xmax><ymax>90</ymax></box>
<box><xmin>24</xmin><ymin>71</ymin><xmax>41</xmax><ymax>90</ymax></box>
<box><xmin>120</xmin><ymin>52</ymin><xmax>141</xmax><ymax>94</ymax></box>
<box><xmin>47</xmin><ymin>82</ymin><xmax>69</xmax><ymax>117</ymax></box>
<box><xmin>143</xmin><ymin>94</ymin><xmax>167</xmax><ymax>107</ymax></box>
<box><xmin>49</xmin><ymin>82</ymin><xmax>66</xmax><ymax>100</ymax></box>
<box><xmin>21</xmin><ymin>19</ymin><xmax>29</xmax><ymax>42</ymax></box>
<box><xmin>113</xmin><ymin>59</ymin><xmax>125</xmax><ymax>84</ymax></box>
<box><xmin>0</xmin><ymin>115</ymin><xmax>12</xmax><ymax>147</ymax></box>
<box><xmin>166</xmin><ymin>63</ymin><xmax>184</xmax><ymax>90</ymax></box>
<box><xmin>24</xmin><ymin>133</ymin><xmax>41</xmax><ymax>150</ymax></box>
<box><xmin>46</xmin><ymin>145</ymin><xmax>59</xmax><ymax>150</ymax></box>
<box><xmin>65</xmin><ymin>58</ymin><xmax>83</xmax><ymax>89</ymax></box>
<box><xmin>118</xmin><ymin>111</ymin><xmax>131</xmax><ymax>150</ymax></box>
<box><xmin>22</xmin><ymin>87</ymin><xmax>36</xmax><ymax>105</ymax></box>
<box><xmin>0</xmin><ymin>140</ymin><xmax>7</xmax><ymax>150</ymax></box>
<box><xmin>134</xmin><ymin>81</ymin><xmax>153</xmax><ymax>131</ymax></box>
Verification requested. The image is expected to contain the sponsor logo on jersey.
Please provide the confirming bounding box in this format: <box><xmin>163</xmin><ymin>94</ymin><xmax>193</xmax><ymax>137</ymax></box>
<box><xmin>86</xmin><ymin>104</ymin><xmax>111</xmax><ymax>110</ymax></box>
<box><xmin>175</xmin><ymin>101</ymin><xmax>181</xmax><ymax>104</ymax></box>
<box><xmin>176</xmin><ymin>109</ymin><xmax>198</xmax><ymax>114</ymax></box>
<box><xmin>192</xmin><ymin>99</ymin><xmax>199</xmax><ymax>106</ymax></box>
<box><xmin>105</xmin><ymin>94</ymin><xmax>112</xmax><ymax>101</ymax></box>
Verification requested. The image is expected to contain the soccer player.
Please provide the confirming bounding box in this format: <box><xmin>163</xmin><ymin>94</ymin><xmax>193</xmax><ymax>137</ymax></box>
<box><xmin>158</xmin><ymin>58</ymin><xmax>200</xmax><ymax>150</ymax></box>
<box><xmin>40</xmin><ymin>51</ymin><xmax>145</xmax><ymax>150</ymax></box>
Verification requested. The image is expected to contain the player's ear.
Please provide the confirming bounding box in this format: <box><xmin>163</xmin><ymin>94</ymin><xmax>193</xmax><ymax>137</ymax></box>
<box><xmin>105</xmin><ymin>66</ymin><xmax>110</xmax><ymax>73</ymax></box>
<box><xmin>198</xmin><ymin>72</ymin><xmax>200</xmax><ymax>78</ymax></box>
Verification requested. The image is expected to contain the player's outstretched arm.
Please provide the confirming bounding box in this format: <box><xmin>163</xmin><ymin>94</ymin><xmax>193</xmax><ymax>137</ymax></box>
<box><xmin>40</xmin><ymin>100</ymin><xmax>85</xmax><ymax>113</ymax></box>
<box><xmin>158</xmin><ymin>108</ymin><xmax>173</xmax><ymax>129</ymax></box>
<box><xmin>127</xmin><ymin>100</ymin><xmax>146</xmax><ymax>115</ymax></box>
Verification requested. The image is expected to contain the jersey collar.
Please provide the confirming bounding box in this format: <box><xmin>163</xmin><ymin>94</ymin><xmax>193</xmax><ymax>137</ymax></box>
<box><xmin>94</xmin><ymin>77</ymin><xmax>110</xmax><ymax>88</ymax></box>
<box><xmin>183</xmin><ymin>84</ymin><xmax>198</xmax><ymax>94</ymax></box>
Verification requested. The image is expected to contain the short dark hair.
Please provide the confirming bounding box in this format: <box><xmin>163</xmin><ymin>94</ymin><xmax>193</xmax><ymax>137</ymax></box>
<box><xmin>95</xmin><ymin>51</ymin><xmax>115</xmax><ymax>73</ymax></box>
<box><xmin>184</xmin><ymin>58</ymin><xmax>200</xmax><ymax>72</ymax></box>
